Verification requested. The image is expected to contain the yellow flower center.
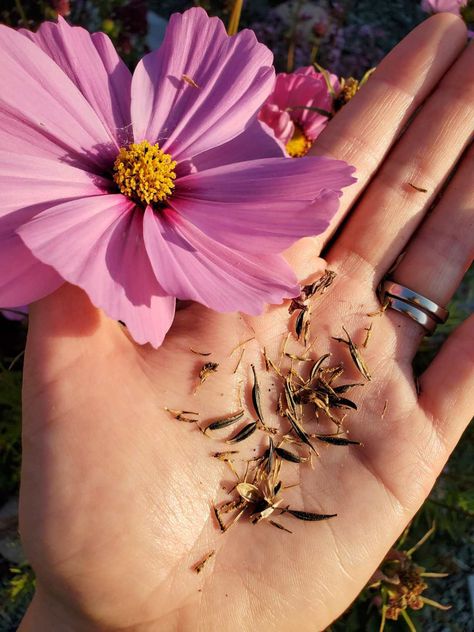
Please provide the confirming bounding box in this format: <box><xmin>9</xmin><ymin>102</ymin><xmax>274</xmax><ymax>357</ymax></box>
<box><xmin>113</xmin><ymin>140</ymin><xmax>177</xmax><ymax>205</ymax></box>
<box><xmin>285</xmin><ymin>125</ymin><xmax>312</xmax><ymax>158</ymax></box>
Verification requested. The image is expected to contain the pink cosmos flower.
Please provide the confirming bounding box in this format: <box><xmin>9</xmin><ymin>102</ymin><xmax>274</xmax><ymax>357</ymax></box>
<box><xmin>1</xmin><ymin>307</ymin><xmax>28</xmax><ymax>321</ymax></box>
<box><xmin>0</xmin><ymin>8</ymin><xmax>355</xmax><ymax>347</ymax></box>
<box><xmin>420</xmin><ymin>0</ymin><xmax>466</xmax><ymax>14</ymax></box>
<box><xmin>259</xmin><ymin>66</ymin><xmax>339</xmax><ymax>157</ymax></box>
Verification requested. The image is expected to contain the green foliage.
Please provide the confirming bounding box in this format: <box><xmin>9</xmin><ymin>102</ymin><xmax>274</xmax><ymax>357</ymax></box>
<box><xmin>0</xmin><ymin>564</ymin><xmax>35</xmax><ymax>631</ymax></box>
<box><xmin>0</xmin><ymin>367</ymin><xmax>22</xmax><ymax>506</ymax></box>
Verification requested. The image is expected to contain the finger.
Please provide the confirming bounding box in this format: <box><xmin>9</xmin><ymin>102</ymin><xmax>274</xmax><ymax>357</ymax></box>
<box><xmin>285</xmin><ymin>14</ymin><xmax>467</xmax><ymax>277</ymax></box>
<box><xmin>328</xmin><ymin>42</ymin><xmax>474</xmax><ymax>279</ymax></box>
<box><xmin>386</xmin><ymin>142</ymin><xmax>474</xmax><ymax>344</ymax></box>
<box><xmin>419</xmin><ymin>314</ymin><xmax>474</xmax><ymax>453</ymax></box>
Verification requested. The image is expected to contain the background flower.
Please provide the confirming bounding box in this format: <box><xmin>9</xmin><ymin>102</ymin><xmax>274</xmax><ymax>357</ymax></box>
<box><xmin>259</xmin><ymin>66</ymin><xmax>338</xmax><ymax>157</ymax></box>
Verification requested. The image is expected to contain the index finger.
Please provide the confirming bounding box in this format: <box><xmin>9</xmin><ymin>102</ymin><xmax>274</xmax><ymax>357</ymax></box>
<box><xmin>310</xmin><ymin>14</ymin><xmax>467</xmax><ymax>249</ymax></box>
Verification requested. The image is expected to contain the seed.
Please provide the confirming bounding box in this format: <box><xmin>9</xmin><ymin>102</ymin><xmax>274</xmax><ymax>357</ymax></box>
<box><xmin>204</xmin><ymin>410</ymin><xmax>245</xmax><ymax>433</ymax></box>
<box><xmin>332</xmin><ymin>326</ymin><xmax>371</xmax><ymax>381</ymax></box>
<box><xmin>285</xmin><ymin>409</ymin><xmax>318</xmax><ymax>454</ymax></box>
<box><xmin>250</xmin><ymin>364</ymin><xmax>264</xmax><ymax>424</ymax></box>
<box><xmin>286</xmin><ymin>509</ymin><xmax>337</xmax><ymax>521</ymax></box>
<box><xmin>314</xmin><ymin>435</ymin><xmax>362</xmax><ymax>446</ymax></box>
<box><xmin>276</xmin><ymin>447</ymin><xmax>308</xmax><ymax>464</ymax></box>
<box><xmin>190</xmin><ymin>348</ymin><xmax>211</xmax><ymax>356</ymax></box>
<box><xmin>192</xmin><ymin>550</ymin><xmax>215</xmax><ymax>573</ymax></box>
<box><xmin>212</xmin><ymin>451</ymin><xmax>239</xmax><ymax>461</ymax></box>
<box><xmin>199</xmin><ymin>362</ymin><xmax>219</xmax><ymax>384</ymax></box>
<box><xmin>226</xmin><ymin>421</ymin><xmax>258</xmax><ymax>444</ymax></box>
<box><xmin>408</xmin><ymin>182</ymin><xmax>428</xmax><ymax>193</ymax></box>
<box><xmin>269</xmin><ymin>520</ymin><xmax>293</xmax><ymax>533</ymax></box>
<box><xmin>302</xmin><ymin>269</ymin><xmax>336</xmax><ymax>299</ymax></box>
<box><xmin>309</xmin><ymin>354</ymin><xmax>331</xmax><ymax>382</ymax></box>
<box><xmin>182</xmin><ymin>74</ymin><xmax>200</xmax><ymax>88</ymax></box>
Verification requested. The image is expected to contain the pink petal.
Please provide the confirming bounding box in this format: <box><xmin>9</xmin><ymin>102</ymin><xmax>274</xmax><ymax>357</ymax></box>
<box><xmin>143</xmin><ymin>207</ymin><xmax>299</xmax><ymax>314</ymax></box>
<box><xmin>131</xmin><ymin>7</ymin><xmax>275</xmax><ymax>160</ymax></box>
<box><xmin>20</xmin><ymin>18</ymin><xmax>132</xmax><ymax>145</ymax></box>
<box><xmin>0</xmin><ymin>24</ymin><xmax>117</xmax><ymax>171</ymax></box>
<box><xmin>258</xmin><ymin>103</ymin><xmax>295</xmax><ymax>144</ymax></box>
<box><xmin>0</xmin><ymin>213</ymin><xmax>63</xmax><ymax>306</ymax></box>
<box><xmin>188</xmin><ymin>118</ymin><xmax>285</xmax><ymax>172</ymax></box>
<box><xmin>0</xmin><ymin>151</ymin><xmax>110</xmax><ymax>217</ymax></box>
<box><xmin>262</xmin><ymin>67</ymin><xmax>338</xmax><ymax>143</ymax></box>
<box><xmin>171</xmin><ymin>157</ymin><xmax>356</xmax><ymax>253</ymax></box>
<box><xmin>17</xmin><ymin>195</ymin><xmax>175</xmax><ymax>347</ymax></box>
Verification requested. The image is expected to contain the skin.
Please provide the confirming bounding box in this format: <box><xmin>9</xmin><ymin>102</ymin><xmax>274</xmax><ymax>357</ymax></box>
<box><xmin>18</xmin><ymin>14</ymin><xmax>473</xmax><ymax>632</ymax></box>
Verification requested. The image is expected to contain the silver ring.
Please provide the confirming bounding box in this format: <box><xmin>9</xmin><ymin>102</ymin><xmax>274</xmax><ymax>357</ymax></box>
<box><xmin>386</xmin><ymin>297</ymin><xmax>439</xmax><ymax>335</ymax></box>
<box><xmin>382</xmin><ymin>281</ymin><xmax>448</xmax><ymax>324</ymax></box>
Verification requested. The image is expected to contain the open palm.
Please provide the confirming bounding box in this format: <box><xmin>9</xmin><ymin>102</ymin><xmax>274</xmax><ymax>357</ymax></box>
<box><xmin>19</xmin><ymin>15</ymin><xmax>473</xmax><ymax>632</ymax></box>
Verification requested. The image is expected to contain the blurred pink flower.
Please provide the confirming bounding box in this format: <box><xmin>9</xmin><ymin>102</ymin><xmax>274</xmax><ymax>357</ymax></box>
<box><xmin>259</xmin><ymin>67</ymin><xmax>339</xmax><ymax>157</ymax></box>
<box><xmin>0</xmin><ymin>9</ymin><xmax>355</xmax><ymax>347</ymax></box>
<box><xmin>1</xmin><ymin>307</ymin><xmax>28</xmax><ymax>321</ymax></box>
<box><xmin>421</xmin><ymin>0</ymin><xmax>466</xmax><ymax>14</ymax></box>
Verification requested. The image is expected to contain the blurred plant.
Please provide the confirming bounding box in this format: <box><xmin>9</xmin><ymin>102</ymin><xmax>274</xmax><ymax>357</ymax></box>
<box><xmin>0</xmin><ymin>563</ymin><xmax>35</xmax><ymax>630</ymax></box>
<box><xmin>369</xmin><ymin>524</ymin><xmax>451</xmax><ymax>631</ymax></box>
<box><xmin>0</xmin><ymin>0</ymin><xmax>149</xmax><ymax>66</ymax></box>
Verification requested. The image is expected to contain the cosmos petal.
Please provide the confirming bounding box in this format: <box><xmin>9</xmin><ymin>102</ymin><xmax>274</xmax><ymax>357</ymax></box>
<box><xmin>0</xmin><ymin>222</ymin><xmax>63</xmax><ymax>307</ymax></box>
<box><xmin>20</xmin><ymin>18</ymin><xmax>132</xmax><ymax>145</ymax></box>
<box><xmin>143</xmin><ymin>207</ymin><xmax>299</xmax><ymax>314</ymax></box>
<box><xmin>17</xmin><ymin>195</ymin><xmax>176</xmax><ymax>348</ymax></box>
<box><xmin>0</xmin><ymin>24</ymin><xmax>117</xmax><ymax>171</ymax></box>
<box><xmin>172</xmin><ymin>156</ymin><xmax>356</xmax><ymax>253</ymax></box>
<box><xmin>0</xmin><ymin>151</ymin><xmax>110</xmax><ymax>217</ymax></box>
<box><xmin>131</xmin><ymin>7</ymin><xmax>275</xmax><ymax>160</ymax></box>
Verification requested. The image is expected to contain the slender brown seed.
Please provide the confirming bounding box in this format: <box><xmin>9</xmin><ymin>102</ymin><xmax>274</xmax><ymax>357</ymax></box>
<box><xmin>212</xmin><ymin>451</ymin><xmax>239</xmax><ymax>461</ymax></box>
<box><xmin>408</xmin><ymin>182</ymin><xmax>428</xmax><ymax>193</ymax></box>
<box><xmin>193</xmin><ymin>550</ymin><xmax>215</xmax><ymax>573</ymax></box>
<box><xmin>190</xmin><ymin>348</ymin><xmax>211</xmax><ymax>356</ymax></box>
<box><xmin>199</xmin><ymin>362</ymin><xmax>219</xmax><ymax>384</ymax></box>
<box><xmin>288</xmin><ymin>298</ymin><xmax>307</xmax><ymax>314</ymax></box>
<box><xmin>381</xmin><ymin>400</ymin><xmax>388</xmax><ymax>418</ymax></box>
<box><xmin>367</xmin><ymin>298</ymin><xmax>390</xmax><ymax>317</ymax></box>
<box><xmin>266</xmin><ymin>437</ymin><xmax>275</xmax><ymax>475</ymax></box>
<box><xmin>269</xmin><ymin>520</ymin><xmax>293</xmax><ymax>534</ymax></box>
<box><xmin>302</xmin><ymin>269</ymin><xmax>336</xmax><ymax>299</ymax></box>
<box><xmin>285</xmin><ymin>409</ymin><xmax>318</xmax><ymax>454</ymax></box>
<box><xmin>204</xmin><ymin>410</ymin><xmax>245</xmax><ymax>433</ymax></box>
<box><xmin>309</xmin><ymin>354</ymin><xmax>331</xmax><ymax>382</ymax></box>
<box><xmin>315</xmin><ymin>435</ymin><xmax>362</xmax><ymax>446</ymax></box>
<box><xmin>182</xmin><ymin>74</ymin><xmax>200</xmax><ymax>88</ymax></box>
<box><xmin>233</xmin><ymin>347</ymin><xmax>245</xmax><ymax>374</ymax></box>
<box><xmin>363</xmin><ymin>323</ymin><xmax>373</xmax><ymax>348</ymax></box>
<box><xmin>333</xmin><ymin>397</ymin><xmax>358</xmax><ymax>410</ymax></box>
<box><xmin>333</xmin><ymin>383</ymin><xmax>364</xmax><ymax>393</ymax></box>
<box><xmin>295</xmin><ymin>309</ymin><xmax>306</xmax><ymax>339</ymax></box>
<box><xmin>303</xmin><ymin>318</ymin><xmax>311</xmax><ymax>347</ymax></box>
<box><xmin>276</xmin><ymin>447</ymin><xmax>308</xmax><ymax>463</ymax></box>
<box><xmin>332</xmin><ymin>326</ymin><xmax>371</xmax><ymax>381</ymax></box>
<box><xmin>286</xmin><ymin>509</ymin><xmax>337</xmax><ymax>521</ymax></box>
<box><xmin>250</xmin><ymin>364</ymin><xmax>264</xmax><ymax>424</ymax></box>
<box><xmin>164</xmin><ymin>408</ymin><xmax>199</xmax><ymax>423</ymax></box>
<box><xmin>284</xmin><ymin>377</ymin><xmax>297</xmax><ymax>416</ymax></box>
<box><xmin>212</xmin><ymin>505</ymin><xmax>226</xmax><ymax>532</ymax></box>
<box><xmin>226</xmin><ymin>421</ymin><xmax>258</xmax><ymax>444</ymax></box>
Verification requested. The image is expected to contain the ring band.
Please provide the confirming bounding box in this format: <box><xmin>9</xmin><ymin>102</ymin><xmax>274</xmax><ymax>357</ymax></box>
<box><xmin>382</xmin><ymin>281</ymin><xmax>448</xmax><ymax>323</ymax></box>
<box><xmin>381</xmin><ymin>280</ymin><xmax>449</xmax><ymax>336</ymax></box>
<box><xmin>385</xmin><ymin>297</ymin><xmax>439</xmax><ymax>335</ymax></box>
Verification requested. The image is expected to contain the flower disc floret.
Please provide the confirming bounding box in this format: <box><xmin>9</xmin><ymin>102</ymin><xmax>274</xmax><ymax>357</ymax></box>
<box><xmin>286</xmin><ymin>125</ymin><xmax>312</xmax><ymax>158</ymax></box>
<box><xmin>113</xmin><ymin>140</ymin><xmax>177</xmax><ymax>205</ymax></box>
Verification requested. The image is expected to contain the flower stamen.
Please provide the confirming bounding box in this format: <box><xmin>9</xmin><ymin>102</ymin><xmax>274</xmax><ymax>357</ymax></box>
<box><xmin>113</xmin><ymin>140</ymin><xmax>177</xmax><ymax>205</ymax></box>
<box><xmin>286</xmin><ymin>125</ymin><xmax>312</xmax><ymax>158</ymax></box>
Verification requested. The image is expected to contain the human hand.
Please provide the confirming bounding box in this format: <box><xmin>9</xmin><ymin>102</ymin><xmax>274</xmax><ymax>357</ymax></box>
<box><xmin>19</xmin><ymin>14</ymin><xmax>473</xmax><ymax>632</ymax></box>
